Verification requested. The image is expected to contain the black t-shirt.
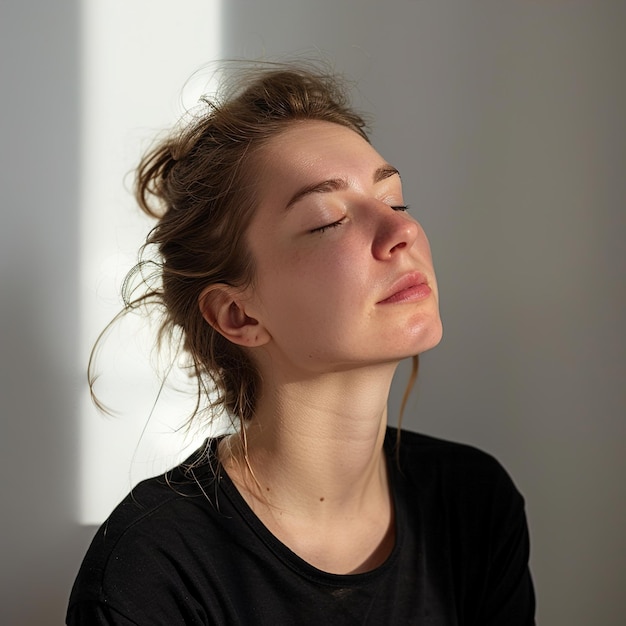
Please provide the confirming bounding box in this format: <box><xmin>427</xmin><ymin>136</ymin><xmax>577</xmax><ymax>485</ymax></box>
<box><xmin>67</xmin><ymin>428</ymin><xmax>535</xmax><ymax>625</ymax></box>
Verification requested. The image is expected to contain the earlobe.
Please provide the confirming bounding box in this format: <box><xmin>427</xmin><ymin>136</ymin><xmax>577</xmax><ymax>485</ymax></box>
<box><xmin>199</xmin><ymin>285</ymin><xmax>270</xmax><ymax>347</ymax></box>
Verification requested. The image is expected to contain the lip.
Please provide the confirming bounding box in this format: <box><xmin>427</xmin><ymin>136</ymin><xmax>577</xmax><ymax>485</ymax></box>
<box><xmin>377</xmin><ymin>271</ymin><xmax>431</xmax><ymax>304</ymax></box>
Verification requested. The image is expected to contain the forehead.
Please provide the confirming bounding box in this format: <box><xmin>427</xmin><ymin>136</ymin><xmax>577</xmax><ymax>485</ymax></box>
<box><xmin>260</xmin><ymin>121</ymin><xmax>383</xmax><ymax>176</ymax></box>
<box><xmin>253</xmin><ymin>121</ymin><xmax>390</xmax><ymax>201</ymax></box>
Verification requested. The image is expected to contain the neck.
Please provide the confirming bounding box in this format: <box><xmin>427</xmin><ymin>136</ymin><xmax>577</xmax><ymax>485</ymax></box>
<box><xmin>221</xmin><ymin>362</ymin><xmax>398</xmax><ymax>519</ymax></box>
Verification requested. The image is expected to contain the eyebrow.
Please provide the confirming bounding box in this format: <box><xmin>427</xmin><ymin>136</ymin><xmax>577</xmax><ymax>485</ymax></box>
<box><xmin>285</xmin><ymin>164</ymin><xmax>400</xmax><ymax>210</ymax></box>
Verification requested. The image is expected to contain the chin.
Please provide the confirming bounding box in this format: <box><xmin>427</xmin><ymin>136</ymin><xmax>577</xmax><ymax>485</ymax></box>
<box><xmin>410</xmin><ymin>318</ymin><xmax>444</xmax><ymax>356</ymax></box>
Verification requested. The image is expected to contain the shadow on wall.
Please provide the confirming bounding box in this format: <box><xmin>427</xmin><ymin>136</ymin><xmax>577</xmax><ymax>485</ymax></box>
<box><xmin>0</xmin><ymin>272</ymin><xmax>95</xmax><ymax>624</ymax></box>
<box><xmin>0</xmin><ymin>0</ymin><xmax>92</xmax><ymax>623</ymax></box>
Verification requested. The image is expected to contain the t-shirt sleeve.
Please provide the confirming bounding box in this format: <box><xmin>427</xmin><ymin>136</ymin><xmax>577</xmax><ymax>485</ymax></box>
<box><xmin>65</xmin><ymin>487</ymin><xmax>222</xmax><ymax>626</ymax></box>
<box><xmin>393</xmin><ymin>430</ymin><xmax>536</xmax><ymax>624</ymax></box>
<box><xmin>474</xmin><ymin>459</ymin><xmax>536</xmax><ymax>626</ymax></box>
<box><xmin>67</xmin><ymin>602</ymin><xmax>141</xmax><ymax>626</ymax></box>
<box><xmin>66</xmin><ymin>524</ymin><xmax>222</xmax><ymax>626</ymax></box>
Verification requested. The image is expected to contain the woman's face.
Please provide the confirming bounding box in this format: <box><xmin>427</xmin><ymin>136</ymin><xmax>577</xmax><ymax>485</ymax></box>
<box><xmin>242</xmin><ymin>120</ymin><xmax>442</xmax><ymax>375</ymax></box>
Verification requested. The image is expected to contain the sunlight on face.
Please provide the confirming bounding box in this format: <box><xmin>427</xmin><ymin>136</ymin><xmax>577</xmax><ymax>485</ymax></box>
<box><xmin>242</xmin><ymin>121</ymin><xmax>443</xmax><ymax>378</ymax></box>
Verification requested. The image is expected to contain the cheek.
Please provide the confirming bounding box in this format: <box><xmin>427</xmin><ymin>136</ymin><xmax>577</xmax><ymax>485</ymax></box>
<box><xmin>255</xmin><ymin>244</ymin><xmax>365</xmax><ymax>329</ymax></box>
<box><xmin>264</xmin><ymin>230</ymin><xmax>363</xmax><ymax>287</ymax></box>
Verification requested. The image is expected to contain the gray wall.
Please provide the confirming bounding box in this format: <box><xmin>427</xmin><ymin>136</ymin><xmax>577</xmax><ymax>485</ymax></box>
<box><xmin>1</xmin><ymin>1</ymin><xmax>91</xmax><ymax>625</ymax></box>
<box><xmin>2</xmin><ymin>1</ymin><xmax>624</xmax><ymax>624</ymax></box>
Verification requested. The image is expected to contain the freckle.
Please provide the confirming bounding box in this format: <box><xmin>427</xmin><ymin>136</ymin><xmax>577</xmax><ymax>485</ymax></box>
<box><xmin>266</xmin><ymin>487</ymin><xmax>270</xmax><ymax>491</ymax></box>
<box><xmin>319</xmin><ymin>497</ymin><xmax>325</xmax><ymax>502</ymax></box>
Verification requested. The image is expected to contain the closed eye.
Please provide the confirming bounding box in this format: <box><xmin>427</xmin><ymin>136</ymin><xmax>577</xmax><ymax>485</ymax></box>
<box><xmin>311</xmin><ymin>217</ymin><xmax>346</xmax><ymax>234</ymax></box>
<box><xmin>311</xmin><ymin>204</ymin><xmax>409</xmax><ymax>233</ymax></box>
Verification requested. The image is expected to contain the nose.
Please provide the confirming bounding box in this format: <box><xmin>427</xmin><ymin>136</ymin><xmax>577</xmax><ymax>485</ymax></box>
<box><xmin>371</xmin><ymin>205</ymin><xmax>420</xmax><ymax>260</ymax></box>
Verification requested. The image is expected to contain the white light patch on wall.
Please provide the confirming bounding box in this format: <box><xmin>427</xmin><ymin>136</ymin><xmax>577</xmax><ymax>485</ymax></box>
<box><xmin>80</xmin><ymin>0</ymin><xmax>223</xmax><ymax>524</ymax></box>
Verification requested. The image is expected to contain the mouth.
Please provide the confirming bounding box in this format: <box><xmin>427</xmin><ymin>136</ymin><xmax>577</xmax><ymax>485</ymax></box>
<box><xmin>377</xmin><ymin>271</ymin><xmax>431</xmax><ymax>304</ymax></box>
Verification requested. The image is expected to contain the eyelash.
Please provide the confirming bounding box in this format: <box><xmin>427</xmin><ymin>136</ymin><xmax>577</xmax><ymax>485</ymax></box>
<box><xmin>312</xmin><ymin>219</ymin><xmax>345</xmax><ymax>234</ymax></box>
<box><xmin>311</xmin><ymin>205</ymin><xmax>410</xmax><ymax>234</ymax></box>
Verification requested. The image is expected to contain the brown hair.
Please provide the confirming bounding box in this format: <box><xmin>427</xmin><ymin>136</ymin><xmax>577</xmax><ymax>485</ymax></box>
<box><xmin>92</xmin><ymin>62</ymin><xmax>374</xmax><ymax>432</ymax></box>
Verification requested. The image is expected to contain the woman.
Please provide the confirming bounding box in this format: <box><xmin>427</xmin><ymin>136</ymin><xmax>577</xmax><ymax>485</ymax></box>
<box><xmin>67</xmin><ymin>63</ymin><xmax>535</xmax><ymax>625</ymax></box>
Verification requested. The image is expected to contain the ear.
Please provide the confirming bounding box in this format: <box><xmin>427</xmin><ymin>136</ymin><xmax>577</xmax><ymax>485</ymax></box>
<box><xmin>198</xmin><ymin>284</ymin><xmax>270</xmax><ymax>347</ymax></box>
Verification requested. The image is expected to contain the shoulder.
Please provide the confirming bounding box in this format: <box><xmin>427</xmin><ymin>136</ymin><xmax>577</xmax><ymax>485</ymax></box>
<box><xmin>388</xmin><ymin>427</ymin><xmax>515</xmax><ymax>483</ymax></box>
<box><xmin>386</xmin><ymin>426</ymin><xmax>526</xmax><ymax>522</ymax></box>
<box><xmin>67</xmin><ymin>441</ymin><xmax>226</xmax><ymax>621</ymax></box>
<box><xmin>387</xmin><ymin>428</ymin><xmax>535</xmax><ymax>623</ymax></box>
<box><xmin>90</xmin><ymin>441</ymin><xmax>219</xmax><ymax>552</ymax></box>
